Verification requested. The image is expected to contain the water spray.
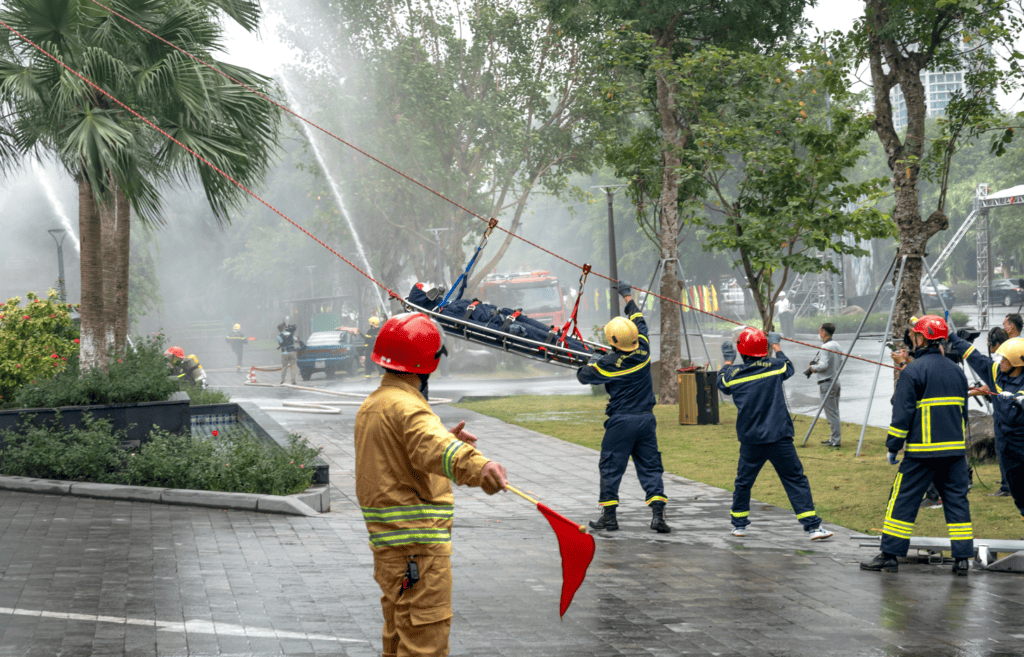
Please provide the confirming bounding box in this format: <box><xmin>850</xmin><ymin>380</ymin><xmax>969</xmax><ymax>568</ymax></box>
<box><xmin>278</xmin><ymin>75</ymin><xmax>387</xmax><ymax>313</ymax></box>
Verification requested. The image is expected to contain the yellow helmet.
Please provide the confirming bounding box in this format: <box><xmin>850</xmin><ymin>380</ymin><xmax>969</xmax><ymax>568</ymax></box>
<box><xmin>605</xmin><ymin>317</ymin><xmax>639</xmax><ymax>352</ymax></box>
<box><xmin>233</xmin><ymin>323</ymin><xmax>240</xmax><ymax>330</ymax></box>
<box><xmin>996</xmin><ymin>336</ymin><xmax>1024</xmax><ymax>368</ymax></box>
<box><xmin>369</xmin><ymin>316</ymin><xmax>381</xmax><ymax>328</ymax></box>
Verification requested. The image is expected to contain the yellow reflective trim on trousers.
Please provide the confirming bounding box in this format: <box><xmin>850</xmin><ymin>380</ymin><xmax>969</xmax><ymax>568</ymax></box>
<box><xmin>594</xmin><ymin>354</ymin><xmax>650</xmax><ymax>378</ymax></box>
<box><xmin>906</xmin><ymin>441</ymin><xmax>965</xmax><ymax>452</ymax></box>
<box><xmin>795</xmin><ymin>510</ymin><xmax>817</xmax><ymax>520</ymax></box>
<box><xmin>600</xmin><ymin>500</ymin><xmax>618</xmax><ymax>507</ymax></box>
<box><xmin>888</xmin><ymin>426</ymin><xmax>909</xmax><ymax>438</ymax></box>
<box><xmin>721</xmin><ymin>366</ymin><xmax>787</xmax><ymax>388</ymax></box>
<box><xmin>730</xmin><ymin>510</ymin><xmax>749</xmax><ymax>518</ymax></box>
<box><xmin>646</xmin><ymin>496</ymin><xmax>667</xmax><ymax>505</ymax></box>
<box><xmin>885</xmin><ymin>473</ymin><xmax>903</xmax><ymax>525</ymax></box>
<box><xmin>368</xmin><ymin>528</ymin><xmax>451</xmax><ymax>548</ymax></box>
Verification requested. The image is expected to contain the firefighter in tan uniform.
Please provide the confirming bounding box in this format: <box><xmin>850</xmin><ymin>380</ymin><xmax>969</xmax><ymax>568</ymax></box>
<box><xmin>355</xmin><ymin>313</ymin><xmax>508</xmax><ymax>657</ymax></box>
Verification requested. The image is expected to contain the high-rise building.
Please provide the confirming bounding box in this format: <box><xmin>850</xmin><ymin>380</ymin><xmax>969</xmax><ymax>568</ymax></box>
<box><xmin>890</xmin><ymin>69</ymin><xmax>966</xmax><ymax>131</ymax></box>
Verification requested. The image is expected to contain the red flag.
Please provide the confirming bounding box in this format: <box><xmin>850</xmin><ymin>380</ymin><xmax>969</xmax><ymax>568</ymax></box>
<box><xmin>536</xmin><ymin>503</ymin><xmax>596</xmax><ymax>617</ymax></box>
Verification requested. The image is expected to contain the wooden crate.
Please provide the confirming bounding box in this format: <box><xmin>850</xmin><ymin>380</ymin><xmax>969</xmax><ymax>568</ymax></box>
<box><xmin>677</xmin><ymin>372</ymin><xmax>699</xmax><ymax>425</ymax></box>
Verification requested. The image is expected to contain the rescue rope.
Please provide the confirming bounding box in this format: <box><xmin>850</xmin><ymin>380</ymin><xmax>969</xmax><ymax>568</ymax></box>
<box><xmin>557</xmin><ymin>264</ymin><xmax>590</xmax><ymax>346</ymax></box>
<box><xmin>27</xmin><ymin>10</ymin><xmax>895</xmax><ymax>372</ymax></box>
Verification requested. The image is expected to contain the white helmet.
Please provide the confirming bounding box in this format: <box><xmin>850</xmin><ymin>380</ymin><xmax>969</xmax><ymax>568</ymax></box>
<box><xmin>778</xmin><ymin>291</ymin><xmax>787</xmax><ymax>299</ymax></box>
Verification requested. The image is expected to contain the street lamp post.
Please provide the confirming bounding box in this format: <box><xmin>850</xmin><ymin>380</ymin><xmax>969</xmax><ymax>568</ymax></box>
<box><xmin>593</xmin><ymin>184</ymin><xmax>627</xmax><ymax>319</ymax></box>
<box><xmin>47</xmin><ymin>229</ymin><xmax>67</xmax><ymax>302</ymax></box>
<box><xmin>304</xmin><ymin>265</ymin><xmax>316</xmax><ymax>299</ymax></box>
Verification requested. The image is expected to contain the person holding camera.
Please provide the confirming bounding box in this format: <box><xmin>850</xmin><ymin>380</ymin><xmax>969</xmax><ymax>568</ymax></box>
<box><xmin>277</xmin><ymin>322</ymin><xmax>299</xmax><ymax>385</ymax></box>
<box><xmin>861</xmin><ymin>316</ymin><xmax>973</xmax><ymax>575</ymax></box>
<box><xmin>949</xmin><ymin>328</ymin><xmax>1024</xmax><ymax>522</ymax></box>
<box><xmin>719</xmin><ymin>328</ymin><xmax>833</xmax><ymax>541</ymax></box>
<box><xmin>805</xmin><ymin>323</ymin><xmax>842</xmax><ymax>447</ymax></box>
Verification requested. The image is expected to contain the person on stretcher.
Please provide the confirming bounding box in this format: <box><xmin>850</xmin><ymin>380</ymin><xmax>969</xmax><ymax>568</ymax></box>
<box><xmin>406</xmin><ymin>283</ymin><xmax>592</xmax><ymax>354</ymax></box>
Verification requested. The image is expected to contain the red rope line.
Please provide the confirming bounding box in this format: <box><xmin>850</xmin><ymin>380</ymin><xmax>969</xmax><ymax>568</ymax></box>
<box><xmin>41</xmin><ymin>6</ymin><xmax>895</xmax><ymax>371</ymax></box>
<box><xmin>0</xmin><ymin>17</ymin><xmax>398</xmax><ymax>302</ymax></box>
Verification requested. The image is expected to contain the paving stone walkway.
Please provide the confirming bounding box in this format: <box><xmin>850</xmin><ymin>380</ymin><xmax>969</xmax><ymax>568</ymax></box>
<box><xmin>0</xmin><ymin>390</ymin><xmax>1022</xmax><ymax>656</ymax></box>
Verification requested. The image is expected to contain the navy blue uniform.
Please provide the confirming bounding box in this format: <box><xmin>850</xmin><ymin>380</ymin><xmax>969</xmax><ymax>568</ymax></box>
<box><xmin>882</xmin><ymin>346</ymin><xmax>972</xmax><ymax>559</ymax></box>
<box><xmin>576</xmin><ymin>300</ymin><xmax>665</xmax><ymax>507</ymax></box>
<box><xmin>951</xmin><ymin>334</ymin><xmax>1024</xmax><ymax>518</ymax></box>
<box><xmin>718</xmin><ymin>350</ymin><xmax>823</xmax><ymax>532</ymax></box>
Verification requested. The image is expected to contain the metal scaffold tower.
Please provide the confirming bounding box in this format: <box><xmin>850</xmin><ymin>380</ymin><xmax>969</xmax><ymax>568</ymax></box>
<box><xmin>787</xmin><ymin>251</ymin><xmax>845</xmax><ymax>317</ymax></box>
<box><xmin>928</xmin><ymin>182</ymin><xmax>1022</xmax><ymax>329</ymax></box>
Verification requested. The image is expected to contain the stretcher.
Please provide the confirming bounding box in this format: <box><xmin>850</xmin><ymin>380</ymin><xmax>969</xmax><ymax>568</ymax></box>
<box><xmin>399</xmin><ymin>298</ymin><xmax>608</xmax><ymax>369</ymax></box>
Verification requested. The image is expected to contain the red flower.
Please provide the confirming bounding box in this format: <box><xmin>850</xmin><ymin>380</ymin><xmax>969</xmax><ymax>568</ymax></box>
<box><xmin>22</xmin><ymin>315</ymin><xmax>29</xmax><ymax>320</ymax></box>
<box><xmin>49</xmin><ymin>314</ymin><xmax>56</xmax><ymax>318</ymax></box>
<box><xmin>15</xmin><ymin>364</ymin><xmax>20</xmax><ymax>369</ymax></box>
<box><xmin>212</xmin><ymin>430</ymin><xmax>219</xmax><ymax>437</ymax></box>
<box><xmin>300</xmin><ymin>464</ymin><xmax>304</xmax><ymax>469</ymax></box>
<box><xmin>51</xmin><ymin>354</ymin><xmax>58</xmax><ymax>359</ymax></box>
<box><xmin>73</xmin><ymin>339</ymin><xmax>80</xmax><ymax>344</ymax></box>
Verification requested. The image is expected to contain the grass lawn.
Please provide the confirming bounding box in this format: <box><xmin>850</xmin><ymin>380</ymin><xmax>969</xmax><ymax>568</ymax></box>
<box><xmin>456</xmin><ymin>394</ymin><xmax>1024</xmax><ymax>541</ymax></box>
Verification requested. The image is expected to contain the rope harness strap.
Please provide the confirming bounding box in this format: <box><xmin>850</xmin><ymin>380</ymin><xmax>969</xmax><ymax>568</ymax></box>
<box><xmin>438</xmin><ymin>219</ymin><xmax>498</xmax><ymax>310</ymax></box>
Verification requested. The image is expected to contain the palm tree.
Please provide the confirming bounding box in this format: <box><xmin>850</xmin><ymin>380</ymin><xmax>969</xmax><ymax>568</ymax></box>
<box><xmin>0</xmin><ymin>0</ymin><xmax>280</xmax><ymax>369</ymax></box>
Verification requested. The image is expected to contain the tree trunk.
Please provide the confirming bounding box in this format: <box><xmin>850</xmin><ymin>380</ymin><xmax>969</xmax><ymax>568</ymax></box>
<box><xmin>100</xmin><ymin>189</ymin><xmax>119</xmax><ymax>356</ymax></box>
<box><xmin>114</xmin><ymin>187</ymin><xmax>131</xmax><ymax>349</ymax></box>
<box><xmin>654</xmin><ymin>60</ymin><xmax>683</xmax><ymax>404</ymax></box>
<box><xmin>78</xmin><ymin>178</ymin><xmax>106</xmax><ymax>372</ymax></box>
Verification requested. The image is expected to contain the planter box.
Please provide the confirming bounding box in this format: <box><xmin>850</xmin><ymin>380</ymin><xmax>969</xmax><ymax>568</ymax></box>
<box><xmin>0</xmin><ymin>392</ymin><xmax>191</xmax><ymax>448</ymax></box>
<box><xmin>0</xmin><ymin>395</ymin><xmax>329</xmax><ymax>486</ymax></box>
<box><xmin>191</xmin><ymin>401</ymin><xmax>329</xmax><ymax>485</ymax></box>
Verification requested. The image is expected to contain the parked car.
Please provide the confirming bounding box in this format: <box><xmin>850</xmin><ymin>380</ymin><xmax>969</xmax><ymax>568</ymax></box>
<box><xmin>920</xmin><ymin>281</ymin><xmax>956</xmax><ymax>309</ymax></box>
<box><xmin>297</xmin><ymin>328</ymin><xmax>361</xmax><ymax>380</ymax></box>
<box><xmin>973</xmin><ymin>278</ymin><xmax>1024</xmax><ymax>307</ymax></box>
<box><xmin>847</xmin><ymin>281</ymin><xmax>955</xmax><ymax>313</ymax></box>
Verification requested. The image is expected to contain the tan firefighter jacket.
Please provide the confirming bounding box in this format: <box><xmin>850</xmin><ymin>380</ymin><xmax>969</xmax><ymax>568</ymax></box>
<box><xmin>355</xmin><ymin>372</ymin><xmax>491</xmax><ymax>556</ymax></box>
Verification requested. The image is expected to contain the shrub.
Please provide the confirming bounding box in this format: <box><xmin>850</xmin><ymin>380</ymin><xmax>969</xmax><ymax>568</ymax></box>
<box><xmin>794</xmin><ymin>311</ymin><xmax>969</xmax><ymax>335</ymax></box>
<box><xmin>1</xmin><ymin>414</ymin><xmax>125</xmax><ymax>483</ymax></box>
<box><xmin>0</xmin><ymin>291</ymin><xmax>80</xmax><ymax>406</ymax></box>
<box><xmin>1</xmin><ymin>417</ymin><xmax>321</xmax><ymax>496</ymax></box>
<box><xmin>183</xmin><ymin>386</ymin><xmax>231</xmax><ymax>405</ymax></box>
<box><xmin>11</xmin><ymin>335</ymin><xmax>180</xmax><ymax>408</ymax></box>
<box><xmin>121</xmin><ymin>429</ymin><xmax>320</xmax><ymax>496</ymax></box>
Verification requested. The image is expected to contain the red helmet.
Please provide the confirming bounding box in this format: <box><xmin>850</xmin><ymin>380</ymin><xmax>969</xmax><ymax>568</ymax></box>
<box><xmin>372</xmin><ymin>313</ymin><xmax>444</xmax><ymax>374</ymax></box>
<box><xmin>164</xmin><ymin>346</ymin><xmax>185</xmax><ymax>359</ymax></box>
<box><xmin>912</xmin><ymin>315</ymin><xmax>948</xmax><ymax>341</ymax></box>
<box><xmin>736</xmin><ymin>327</ymin><xmax>768</xmax><ymax>357</ymax></box>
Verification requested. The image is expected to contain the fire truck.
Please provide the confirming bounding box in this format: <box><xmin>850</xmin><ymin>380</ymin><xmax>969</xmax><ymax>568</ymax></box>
<box><xmin>478</xmin><ymin>271</ymin><xmax>567</xmax><ymax>328</ymax></box>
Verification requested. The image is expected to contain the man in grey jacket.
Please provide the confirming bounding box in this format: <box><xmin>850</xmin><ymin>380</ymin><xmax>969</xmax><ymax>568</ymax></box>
<box><xmin>806</xmin><ymin>322</ymin><xmax>842</xmax><ymax>447</ymax></box>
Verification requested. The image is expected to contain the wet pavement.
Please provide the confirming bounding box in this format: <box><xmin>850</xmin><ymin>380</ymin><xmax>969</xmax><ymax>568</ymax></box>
<box><xmin>0</xmin><ymin>362</ymin><xmax>1022</xmax><ymax>655</ymax></box>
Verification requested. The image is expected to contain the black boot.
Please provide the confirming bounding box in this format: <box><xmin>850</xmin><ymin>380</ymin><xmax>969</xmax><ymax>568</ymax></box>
<box><xmin>860</xmin><ymin>553</ymin><xmax>898</xmax><ymax>572</ymax></box>
<box><xmin>589</xmin><ymin>506</ymin><xmax>618</xmax><ymax>531</ymax></box>
<box><xmin>650</xmin><ymin>501</ymin><xmax>671</xmax><ymax>534</ymax></box>
<box><xmin>953</xmin><ymin>558</ymin><xmax>970</xmax><ymax>576</ymax></box>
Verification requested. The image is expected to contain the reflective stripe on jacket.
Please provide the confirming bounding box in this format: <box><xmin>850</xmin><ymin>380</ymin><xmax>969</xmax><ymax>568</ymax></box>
<box><xmin>950</xmin><ymin>334</ymin><xmax>1024</xmax><ymax>441</ymax></box>
<box><xmin>576</xmin><ymin>299</ymin><xmax>656</xmax><ymax>416</ymax></box>
<box><xmin>887</xmin><ymin>347</ymin><xmax>968</xmax><ymax>457</ymax></box>
<box><xmin>355</xmin><ymin>373</ymin><xmax>490</xmax><ymax>556</ymax></box>
<box><xmin>717</xmin><ymin>351</ymin><xmax>795</xmax><ymax>444</ymax></box>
